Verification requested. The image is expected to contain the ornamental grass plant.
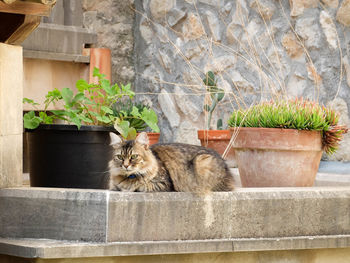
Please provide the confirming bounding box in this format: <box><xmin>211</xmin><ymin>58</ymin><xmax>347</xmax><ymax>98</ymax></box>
<box><xmin>228</xmin><ymin>98</ymin><xmax>348</xmax><ymax>155</ymax></box>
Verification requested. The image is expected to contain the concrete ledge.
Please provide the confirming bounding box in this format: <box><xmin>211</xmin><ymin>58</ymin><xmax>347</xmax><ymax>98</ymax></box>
<box><xmin>1</xmin><ymin>187</ymin><xmax>350</xmax><ymax>243</ymax></box>
<box><xmin>107</xmin><ymin>187</ymin><xmax>350</xmax><ymax>241</ymax></box>
<box><xmin>0</xmin><ymin>188</ymin><xmax>108</xmax><ymax>242</ymax></box>
<box><xmin>230</xmin><ymin>168</ymin><xmax>350</xmax><ymax>187</ymax></box>
<box><xmin>1</xmin><ymin>235</ymin><xmax>350</xmax><ymax>258</ymax></box>
<box><xmin>22</xmin><ymin>23</ymin><xmax>97</xmax><ymax>55</ymax></box>
<box><xmin>315</xmin><ymin>173</ymin><xmax>350</xmax><ymax>186</ymax></box>
<box><xmin>23</xmin><ymin>50</ymin><xmax>90</xmax><ymax>63</ymax></box>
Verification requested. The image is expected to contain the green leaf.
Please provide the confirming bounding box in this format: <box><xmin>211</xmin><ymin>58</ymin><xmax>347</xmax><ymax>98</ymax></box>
<box><xmin>141</xmin><ymin>108</ymin><xmax>160</xmax><ymax>133</ymax></box>
<box><xmin>23</xmin><ymin>98</ymin><xmax>39</xmax><ymax>106</ymax></box>
<box><xmin>39</xmin><ymin>112</ymin><xmax>54</xmax><ymax>124</ymax></box>
<box><xmin>127</xmin><ymin>127</ymin><xmax>137</xmax><ymax>140</ymax></box>
<box><xmin>111</xmin><ymin>83</ymin><xmax>120</xmax><ymax>95</ymax></box>
<box><xmin>131</xmin><ymin>106</ymin><xmax>141</xmax><ymax>118</ymax></box>
<box><xmin>45</xmin><ymin>89</ymin><xmax>61</xmax><ymax>100</ymax></box>
<box><xmin>93</xmin><ymin>67</ymin><xmax>106</xmax><ymax>80</ymax></box>
<box><xmin>76</xmin><ymin>79</ymin><xmax>89</xmax><ymax>92</ymax></box>
<box><xmin>44</xmin><ymin>89</ymin><xmax>62</xmax><ymax>108</ymax></box>
<box><xmin>73</xmin><ymin>92</ymin><xmax>86</xmax><ymax>103</ymax></box>
<box><xmin>203</xmin><ymin>71</ymin><xmax>216</xmax><ymax>87</ymax></box>
<box><xmin>23</xmin><ymin>111</ymin><xmax>42</xmax><ymax>129</ymax></box>
<box><xmin>216</xmin><ymin>90</ymin><xmax>225</xmax><ymax>102</ymax></box>
<box><xmin>100</xmin><ymin>79</ymin><xmax>115</xmax><ymax>96</ymax></box>
<box><xmin>77</xmin><ymin>114</ymin><xmax>93</xmax><ymax>123</ymax></box>
<box><xmin>121</xmin><ymin>83</ymin><xmax>135</xmax><ymax>98</ymax></box>
<box><xmin>61</xmin><ymin>88</ymin><xmax>73</xmax><ymax>106</ymax></box>
<box><xmin>204</xmin><ymin>104</ymin><xmax>211</xmax><ymax>112</ymax></box>
<box><xmin>217</xmin><ymin>119</ymin><xmax>223</xmax><ymax>130</ymax></box>
<box><xmin>89</xmin><ymin>111</ymin><xmax>100</xmax><ymax>117</ymax></box>
<box><xmin>114</xmin><ymin>120</ymin><xmax>131</xmax><ymax>139</ymax></box>
<box><xmin>101</xmin><ymin>106</ymin><xmax>113</xmax><ymax>114</ymax></box>
<box><xmin>96</xmin><ymin>115</ymin><xmax>111</xmax><ymax>124</ymax></box>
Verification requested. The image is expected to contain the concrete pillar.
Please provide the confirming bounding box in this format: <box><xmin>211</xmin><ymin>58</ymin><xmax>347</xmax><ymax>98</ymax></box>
<box><xmin>0</xmin><ymin>43</ymin><xmax>23</xmax><ymax>188</ymax></box>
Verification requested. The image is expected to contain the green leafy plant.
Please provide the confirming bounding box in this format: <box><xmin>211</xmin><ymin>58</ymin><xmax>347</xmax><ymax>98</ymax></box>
<box><xmin>112</xmin><ymin>98</ymin><xmax>160</xmax><ymax>139</ymax></box>
<box><xmin>203</xmin><ymin>71</ymin><xmax>225</xmax><ymax>130</ymax></box>
<box><xmin>228</xmin><ymin>98</ymin><xmax>348</xmax><ymax>155</ymax></box>
<box><xmin>23</xmin><ymin>67</ymin><xmax>159</xmax><ymax>139</ymax></box>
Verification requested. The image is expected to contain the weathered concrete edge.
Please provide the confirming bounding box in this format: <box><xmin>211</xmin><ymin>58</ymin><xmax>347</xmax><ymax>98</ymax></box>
<box><xmin>23</xmin><ymin>50</ymin><xmax>90</xmax><ymax>63</ymax></box>
<box><xmin>1</xmin><ymin>235</ymin><xmax>350</xmax><ymax>259</ymax></box>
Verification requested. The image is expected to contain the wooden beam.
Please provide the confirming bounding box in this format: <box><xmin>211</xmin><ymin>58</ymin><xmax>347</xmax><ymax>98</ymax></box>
<box><xmin>5</xmin><ymin>15</ymin><xmax>40</xmax><ymax>45</ymax></box>
<box><xmin>2</xmin><ymin>0</ymin><xmax>16</xmax><ymax>4</ymax></box>
<box><xmin>0</xmin><ymin>1</ymin><xmax>52</xmax><ymax>16</ymax></box>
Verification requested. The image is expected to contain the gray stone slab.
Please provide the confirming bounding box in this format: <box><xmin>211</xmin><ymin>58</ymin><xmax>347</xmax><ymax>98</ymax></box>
<box><xmin>108</xmin><ymin>188</ymin><xmax>350</xmax><ymax>242</ymax></box>
<box><xmin>22</xmin><ymin>23</ymin><xmax>97</xmax><ymax>55</ymax></box>
<box><xmin>2</xmin><ymin>187</ymin><xmax>350</xmax><ymax>245</ymax></box>
<box><xmin>1</xmin><ymin>235</ymin><xmax>350</xmax><ymax>258</ymax></box>
<box><xmin>0</xmin><ymin>188</ymin><xmax>108</xmax><ymax>242</ymax></box>
<box><xmin>315</xmin><ymin>173</ymin><xmax>350</xmax><ymax>186</ymax></box>
<box><xmin>231</xmin><ymin>168</ymin><xmax>350</xmax><ymax>187</ymax></box>
<box><xmin>319</xmin><ymin>161</ymin><xmax>350</xmax><ymax>175</ymax></box>
<box><xmin>23</xmin><ymin>50</ymin><xmax>90</xmax><ymax>63</ymax></box>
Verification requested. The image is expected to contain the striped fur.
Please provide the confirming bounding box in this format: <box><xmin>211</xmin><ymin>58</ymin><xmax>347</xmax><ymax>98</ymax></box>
<box><xmin>109</xmin><ymin>132</ymin><xmax>234</xmax><ymax>193</ymax></box>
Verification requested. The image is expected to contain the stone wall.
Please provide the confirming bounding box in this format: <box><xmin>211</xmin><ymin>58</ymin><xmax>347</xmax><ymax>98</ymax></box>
<box><xmin>82</xmin><ymin>0</ymin><xmax>135</xmax><ymax>85</ymax></box>
<box><xmin>133</xmin><ymin>0</ymin><xmax>350</xmax><ymax>160</ymax></box>
<box><xmin>83</xmin><ymin>0</ymin><xmax>350</xmax><ymax>160</ymax></box>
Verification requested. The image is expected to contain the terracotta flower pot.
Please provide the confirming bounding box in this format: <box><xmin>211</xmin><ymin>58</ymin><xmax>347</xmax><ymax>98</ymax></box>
<box><xmin>147</xmin><ymin>132</ymin><xmax>160</xmax><ymax>145</ymax></box>
<box><xmin>197</xmin><ymin>130</ymin><xmax>236</xmax><ymax>166</ymax></box>
<box><xmin>230</xmin><ymin>127</ymin><xmax>323</xmax><ymax>187</ymax></box>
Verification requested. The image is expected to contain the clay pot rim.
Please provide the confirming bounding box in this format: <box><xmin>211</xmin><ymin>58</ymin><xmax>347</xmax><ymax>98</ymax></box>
<box><xmin>145</xmin><ymin>132</ymin><xmax>160</xmax><ymax>137</ymax></box>
<box><xmin>229</xmin><ymin>127</ymin><xmax>322</xmax><ymax>134</ymax></box>
<box><xmin>197</xmin><ymin>129</ymin><xmax>231</xmax><ymax>140</ymax></box>
<box><xmin>229</xmin><ymin>127</ymin><xmax>323</xmax><ymax>151</ymax></box>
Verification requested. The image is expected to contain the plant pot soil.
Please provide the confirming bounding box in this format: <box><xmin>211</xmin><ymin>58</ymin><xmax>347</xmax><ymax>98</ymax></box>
<box><xmin>197</xmin><ymin>130</ymin><xmax>236</xmax><ymax>167</ymax></box>
<box><xmin>230</xmin><ymin>127</ymin><xmax>323</xmax><ymax>187</ymax></box>
<box><xmin>27</xmin><ymin>124</ymin><xmax>115</xmax><ymax>189</ymax></box>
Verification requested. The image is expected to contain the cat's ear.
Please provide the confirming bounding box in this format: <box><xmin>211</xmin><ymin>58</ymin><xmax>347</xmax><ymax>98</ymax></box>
<box><xmin>110</xmin><ymin>132</ymin><xmax>123</xmax><ymax>145</ymax></box>
<box><xmin>135</xmin><ymin>132</ymin><xmax>149</xmax><ymax>148</ymax></box>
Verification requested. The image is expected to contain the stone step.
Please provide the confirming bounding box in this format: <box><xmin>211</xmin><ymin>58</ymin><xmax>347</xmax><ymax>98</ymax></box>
<box><xmin>318</xmin><ymin>161</ymin><xmax>350</xmax><ymax>175</ymax></box>
<box><xmin>1</xmin><ymin>235</ymin><xmax>350</xmax><ymax>259</ymax></box>
<box><xmin>1</xmin><ymin>187</ymin><xmax>350</xmax><ymax>243</ymax></box>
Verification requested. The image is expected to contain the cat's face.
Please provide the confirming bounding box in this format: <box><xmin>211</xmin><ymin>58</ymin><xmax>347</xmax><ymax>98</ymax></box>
<box><xmin>109</xmin><ymin>132</ymin><xmax>151</xmax><ymax>176</ymax></box>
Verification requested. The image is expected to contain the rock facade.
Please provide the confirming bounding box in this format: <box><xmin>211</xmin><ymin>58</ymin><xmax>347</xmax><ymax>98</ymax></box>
<box><xmin>87</xmin><ymin>0</ymin><xmax>350</xmax><ymax>160</ymax></box>
<box><xmin>82</xmin><ymin>0</ymin><xmax>135</xmax><ymax>85</ymax></box>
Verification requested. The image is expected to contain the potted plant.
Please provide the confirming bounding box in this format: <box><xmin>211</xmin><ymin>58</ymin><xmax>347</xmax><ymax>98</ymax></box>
<box><xmin>112</xmin><ymin>98</ymin><xmax>160</xmax><ymax>144</ymax></box>
<box><xmin>23</xmin><ymin>67</ymin><xmax>159</xmax><ymax>189</ymax></box>
<box><xmin>228</xmin><ymin>98</ymin><xmax>348</xmax><ymax>187</ymax></box>
<box><xmin>197</xmin><ymin>71</ymin><xmax>235</xmax><ymax>165</ymax></box>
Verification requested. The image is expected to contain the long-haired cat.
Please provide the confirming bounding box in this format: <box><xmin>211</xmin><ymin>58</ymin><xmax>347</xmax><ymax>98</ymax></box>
<box><xmin>108</xmin><ymin>132</ymin><xmax>234</xmax><ymax>193</ymax></box>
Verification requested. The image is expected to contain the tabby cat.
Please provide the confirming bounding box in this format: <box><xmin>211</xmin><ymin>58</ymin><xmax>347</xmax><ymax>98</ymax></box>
<box><xmin>108</xmin><ymin>132</ymin><xmax>234</xmax><ymax>193</ymax></box>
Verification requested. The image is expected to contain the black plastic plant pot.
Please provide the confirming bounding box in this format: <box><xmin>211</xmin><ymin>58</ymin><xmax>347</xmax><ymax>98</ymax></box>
<box><xmin>26</xmin><ymin>124</ymin><xmax>115</xmax><ymax>189</ymax></box>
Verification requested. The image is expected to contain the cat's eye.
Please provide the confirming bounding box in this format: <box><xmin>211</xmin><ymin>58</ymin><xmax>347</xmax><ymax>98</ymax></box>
<box><xmin>130</xmin><ymin>154</ymin><xmax>138</xmax><ymax>159</ymax></box>
<box><xmin>115</xmin><ymin>154</ymin><xmax>123</xmax><ymax>160</ymax></box>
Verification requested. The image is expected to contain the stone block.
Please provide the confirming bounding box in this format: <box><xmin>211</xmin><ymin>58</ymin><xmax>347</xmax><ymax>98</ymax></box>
<box><xmin>2</xmin><ymin>187</ymin><xmax>350</xmax><ymax>244</ymax></box>
<box><xmin>107</xmin><ymin>188</ymin><xmax>350</xmax><ymax>242</ymax></box>
<box><xmin>0</xmin><ymin>44</ymin><xmax>23</xmax><ymax>136</ymax></box>
<box><xmin>336</xmin><ymin>0</ymin><xmax>350</xmax><ymax>26</ymax></box>
<box><xmin>289</xmin><ymin>0</ymin><xmax>318</xmax><ymax>17</ymax></box>
<box><xmin>0</xmin><ymin>135</ymin><xmax>22</xmax><ymax>188</ymax></box>
<box><xmin>22</xmin><ymin>23</ymin><xmax>97</xmax><ymax>55</ymax></box>
<box><xmin>0</xmin><ymin>188</ymin><xmax>108</xmax><ymax>242</ymax></box>
<box><xmin>149</xmin><ymin>0</ymin><xmax>175</xmax><ymax>22</ymax></box>
<box><xmin>158</xmin><ymin>89</ymin><xmax>180</xmax><ymax>128</ymax></box>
